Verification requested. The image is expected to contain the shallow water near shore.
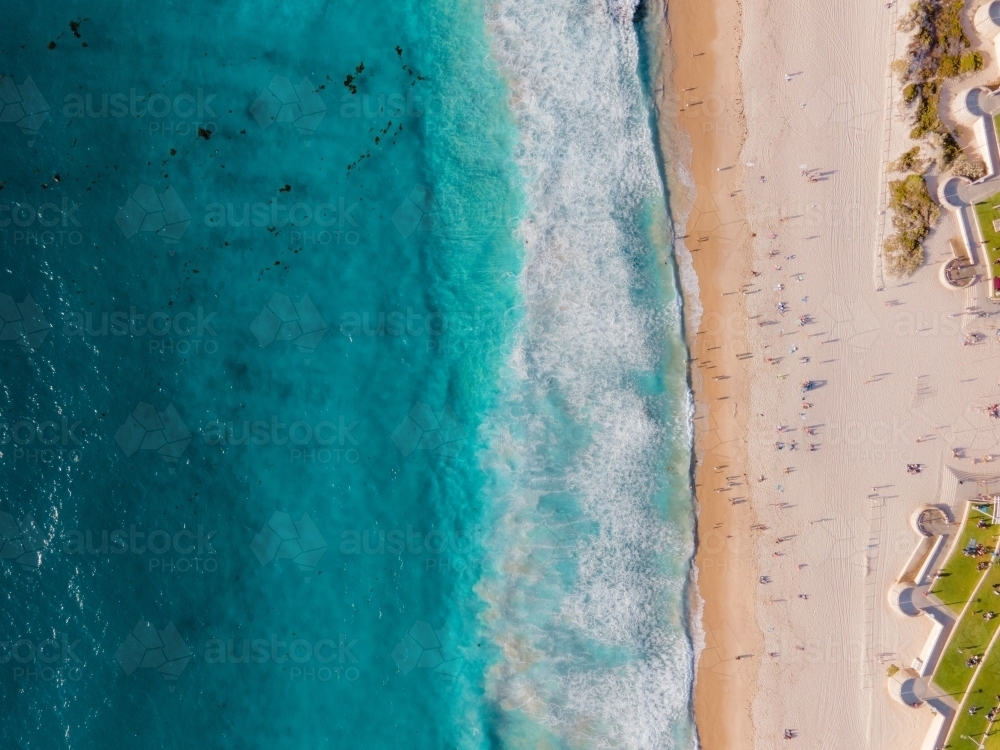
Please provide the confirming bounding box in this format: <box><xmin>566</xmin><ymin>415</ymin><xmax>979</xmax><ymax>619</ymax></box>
<box><xmin>0</xmin><ymin>0</ymin><xmax>695</xmax><ymax>747</ymax></box>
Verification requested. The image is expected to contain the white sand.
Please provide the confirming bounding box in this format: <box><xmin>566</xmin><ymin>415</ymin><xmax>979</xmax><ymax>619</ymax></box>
<box><xmin>715</xmin><ymin>0</ymin><xmax>1000</xmax><ymax>746</ymax></box>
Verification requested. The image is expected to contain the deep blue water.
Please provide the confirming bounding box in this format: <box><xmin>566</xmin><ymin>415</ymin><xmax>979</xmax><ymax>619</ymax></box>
<box><xmin>0</xmin><ymin>1</ymin><xmax>695</xmax><ymax>748</ymax></box>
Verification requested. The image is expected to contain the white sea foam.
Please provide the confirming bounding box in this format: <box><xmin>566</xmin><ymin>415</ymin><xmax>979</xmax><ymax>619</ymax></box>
<box><xmin>669</xmin><ymin>150</ymin><xmax>704</xmax><ymax>335</ymax></box>
<box><xmin>479</xmin><ymin>1</ymin><xmax>695</xmax><ymax>747</ymax></box>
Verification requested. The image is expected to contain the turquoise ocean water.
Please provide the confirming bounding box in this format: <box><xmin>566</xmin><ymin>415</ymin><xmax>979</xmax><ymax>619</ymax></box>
<box><xmin>0</xmin><ymin>0</ymin><xmax>694</xmax><ymax>747</ymax></box>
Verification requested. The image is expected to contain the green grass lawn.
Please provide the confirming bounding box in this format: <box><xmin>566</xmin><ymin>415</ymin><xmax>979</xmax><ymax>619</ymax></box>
<box><xmin>973</xmin><ymin>195</ymin><xmax>1000</xmax><ymax>294</ymax></box>
<box><xmin>933</xmin><ymin>561</ymin><xmax>1000</xmax><ymax>697</ymax></box>
<box><xmin>930</xmin><ymin>508</ymin><xmax>1000</xmax><ymax>611</ymax></box>
<box><xmin>945</xmin><ymin>639</ymin><xmax>1000</xmax><ymax>749</ymax></box>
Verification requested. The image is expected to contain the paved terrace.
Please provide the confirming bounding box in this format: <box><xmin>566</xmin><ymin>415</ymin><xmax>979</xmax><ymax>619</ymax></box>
<box><xmin>941</xmin><ymin>87</ymin><xmax>1000</xmax><ymax>298</ymax></box>
<box><xmin>891</xmin><ymin>469</ymin><xmax>1000</xmax><ymax>750</ymax></box>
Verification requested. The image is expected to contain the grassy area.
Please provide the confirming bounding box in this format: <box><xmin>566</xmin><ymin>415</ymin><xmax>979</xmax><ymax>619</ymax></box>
<box><xmin>932</xmin><ymin>561</ymin><xmax>1000</xmax><ymax>697</ymax></box>
<box><xmin>929</xmin><ymin>507</ymin><xmax>999</xmax><ymax>611</ymax></box>
<box><xmin>946</xmin><ymin>639</ymin><xmax>1000</xmax><ymax>749</ymax></box>
<box><xmin>973</xmin><ymin>195</ymin><xmax>1000</xmax><ymax>293</ymax></box>
<box><xmin>931</xmin><ymin>505</ymin><xmax>1000</xmax><ymax>748</ymax></box>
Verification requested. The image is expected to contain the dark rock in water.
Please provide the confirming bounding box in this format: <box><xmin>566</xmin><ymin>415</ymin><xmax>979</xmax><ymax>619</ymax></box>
<box><xmin>633</xmin><ymin>0</ymin><xmax>647</xmax><ymax>24</ymax></box>
<box><xmin>607</xmin><ymin>0</ymin><xmax>641</xmax><ymax>24</ymax></box>
<box><xmin>197</xmin><ymin>127</ymin><xmax>211</xmax><ymax>140</ymax></box>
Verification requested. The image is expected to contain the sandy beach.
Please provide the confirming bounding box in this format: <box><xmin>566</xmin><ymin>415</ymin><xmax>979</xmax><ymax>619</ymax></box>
<box><xmin>659</xmin><ymin>0</ymin><xmax>1000</xmax><ymax>746</ymax></box>
<box><xmin>655</xmin><ymin>0</ymin><xmax>758</xmax><ymax>747</ymax></box>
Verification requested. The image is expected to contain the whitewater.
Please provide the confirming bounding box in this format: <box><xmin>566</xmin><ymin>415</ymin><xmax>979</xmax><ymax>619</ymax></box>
<box><xmin>476</xmin><ymin>0</ymin><xmax>697</xmax><ymax>747</ymax></box>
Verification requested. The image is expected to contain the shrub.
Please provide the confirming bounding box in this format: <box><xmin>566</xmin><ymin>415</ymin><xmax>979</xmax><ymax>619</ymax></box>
<box><xmin>939</xmin><ymin>55</ymin><xmax>959</xmax><ymax>77</ymax></box>
<box><xmin>898</xmin><ymin>0</ymin><xmax>972</xmax><ymax>142</ymax></box>
<box><xmin>891</xmin><ymin>174</ymin><xmax>940</xmax><ymax>230</ymax></box>
<box><xmin>887</xmin><ymin>664</ymin><xmax>900</xmax><ymax>677</ymax></box>
<box><xmin>891</xmin><ymin>146</ymin><xmax>923</xmax><ymax>173</ymax></box>
<box><xmin>884</xmin><ymin>174</ymin><xmax>939</xmax><ymax>277</ymax></box>
<box><xmin>884</xmin><ymin>234</ymin><xmax>924</xmax><ymax>277</ymax></box>
<box><xmin>951</xmin><ymin>152</ymin><xmax>987</xmax><ymax>180</ymax></box>
<box><xmin>960</xmin><ymin>51</ymin><xmax>984</xmax><ymax>74</ymax></box>
<box><xmin>911</xmin><ymin>81</ymin><xmax>941</xmax><ymax>138</ymax></box>
<box><xmin>889</xmin><ymin>0</ymin><xmax>971</xmax><ymax>270</ymax></box>
<box><xmin>941</xmin><ymin>131</ymin><xmax>961</xmax><ymax>166</ymax></box>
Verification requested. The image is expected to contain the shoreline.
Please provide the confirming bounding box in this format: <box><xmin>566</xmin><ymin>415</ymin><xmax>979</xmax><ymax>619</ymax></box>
<box><xmin>654</xmin><ymin>0</ymin><xmax>1000</xmax><ymax>747</ymax></box>
<box><xmin>652</xmin><ymin>0</ymin><xmax>759</xmax><ymax>747</ymax></box>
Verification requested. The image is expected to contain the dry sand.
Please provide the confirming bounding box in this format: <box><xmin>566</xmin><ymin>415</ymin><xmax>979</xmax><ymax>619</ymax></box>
<box><xmin>657</xmin><ymin>0</ymin><xmax>1000</xmax><ymax>747</ymax></box>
